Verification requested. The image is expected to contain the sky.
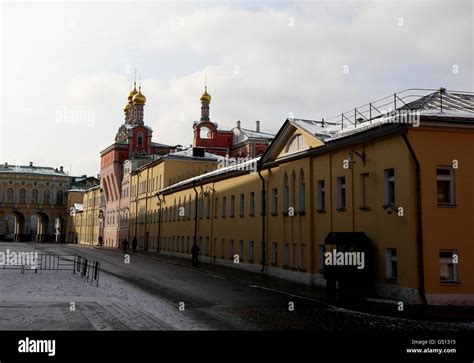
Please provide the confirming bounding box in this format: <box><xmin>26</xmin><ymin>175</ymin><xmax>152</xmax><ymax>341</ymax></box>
<box><xmin>1</xmin><ymin>0</ymin><xmax>473</xmax><ymax>176</ymax></box>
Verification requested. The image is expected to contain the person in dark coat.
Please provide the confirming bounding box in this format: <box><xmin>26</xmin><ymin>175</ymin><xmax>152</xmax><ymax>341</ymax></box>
<box><xmin>191</xmin><ymin>243</ymin><xmax>200</xmax><ymax>267</ymax></box>
<box><xmin>132</xmin><ymin>237</ymin><xmax>138</xmax><ymax>253</ymax></box>
<box><xmin>122</xmin><ymin>238</ymin><xmax>129</xmax><ymax>253</ymax></box>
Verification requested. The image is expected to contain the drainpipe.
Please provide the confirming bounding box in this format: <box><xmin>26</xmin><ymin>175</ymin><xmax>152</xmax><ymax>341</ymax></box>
<box><xmin>156</xmin><ymin>193</ymin><xmax>163</xmax><ymax>254</ymax></box>
<box><xmin>401</xmin><ymin>127</ymin><xmax>427</xmax><ymax>306</ymax></box>
<box><xmin>258</xmin><ymin>167</ymin><xmax>266</xmax><ymax>274</ymax></box>
<box><xmin>192</xmin><ymin>182</ymin><xmax>199</xmax><ymax>248</ymax></box>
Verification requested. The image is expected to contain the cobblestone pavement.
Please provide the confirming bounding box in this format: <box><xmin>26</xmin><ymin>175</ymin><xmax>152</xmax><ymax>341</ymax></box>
<box><xmin>1</xmin><ymin>242</ymin><xmax>473</xmax><ymax>331</ymax></box>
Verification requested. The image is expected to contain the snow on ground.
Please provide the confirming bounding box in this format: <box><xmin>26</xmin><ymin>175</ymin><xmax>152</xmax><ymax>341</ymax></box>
<box><xmin>0</xmin><ymin>243</ymin><xmax>209</xmax><ymax>330</ymax></box>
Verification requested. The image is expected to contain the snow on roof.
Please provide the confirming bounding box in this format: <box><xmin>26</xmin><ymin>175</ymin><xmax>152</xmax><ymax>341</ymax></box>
<box><xmin>73</xmin><ymin>203</ymin><xmax>84</xmax><ymax>211</ymax></box>
<box><xmin>160</xmin><ymin>157</ymin><xmax>260</xmax><ymax>193</ymax></box>
<box><xmin>291</xmin><ymin>119</ymin><xmax>338</xmax><ymax>140</ymax></box>
<box><xmin>167</xmin><ymin>148</ymin><xmax>224</xmax><ymax>161</ymax></box>
<box><xmin>239</xmin><ymin>128</ymin><xmax>274</xmax><ymax>139</ymax></box>
<box><xmin>0</xmin><ymin>165</ymin><xmax>69</xmax><ymax>177</ymax></box>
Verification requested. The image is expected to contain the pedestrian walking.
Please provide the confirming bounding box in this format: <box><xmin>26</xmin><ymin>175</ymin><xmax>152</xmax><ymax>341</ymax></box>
<box><xmin>132</xmin><ymin>237</ymin><xmax>138</xmax><ymax>253</ymax></box>
<box><xmin>122</xmin><ymin>238</ymin><xmax>129</xmax><ymax>253</ymax></box>
<box><xmin>191</xmin><ymin>243</ymin><xmax>200</xmax><ymax>267</ymax></box>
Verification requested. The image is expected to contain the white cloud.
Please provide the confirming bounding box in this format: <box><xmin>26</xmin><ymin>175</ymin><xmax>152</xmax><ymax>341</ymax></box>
<box><xmin>1</xmin><ymin>0</ymin><xmax>472</xmax><ymax>176</ymax></box>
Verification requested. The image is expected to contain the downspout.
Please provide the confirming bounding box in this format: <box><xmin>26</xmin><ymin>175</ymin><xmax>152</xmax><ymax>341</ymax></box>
<box><xmin>192</xmin><ymin>182</ymin><xmax>199</xmax><ymax>248</ymax></box>
<box><xmin>156</xmin><ymin>193</ymin><xmax>163</xmax><ymax>254</ymax></box>
<box><xmin>400</xmin><ymin>127</ymin><xmax>427</xmax><ymax>306</ymax></box>
<box><xmin>134</xmin><ymin>172</ymin><xmax>139</xmax><ymax>241</ymax></box>
<box><xmin>258</xmin><ymin>165</ymin><xmax>266</xmax><ymax>274</ymax></box>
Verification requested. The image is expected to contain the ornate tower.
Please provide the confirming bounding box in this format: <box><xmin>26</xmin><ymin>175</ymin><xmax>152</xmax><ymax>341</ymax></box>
<box><xmin>200</xmin><ymin>86</ymin><xmax>211</xmax><ymax>121</ymax></box>
<box><xmin>131</xmin><ymin>86</ymin><xmax>146</xmax><ymax>126</ymax></box>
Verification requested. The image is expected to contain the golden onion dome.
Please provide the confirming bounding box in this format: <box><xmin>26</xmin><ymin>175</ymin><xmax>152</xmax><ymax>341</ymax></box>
<box><xmin>124</xmin><ymin>102</ymin><xmax>131</xmax><ymax>112</ymax></box>
<box><xmin>200</xmin><ymin>86</ymin><xmax>211</xmax><ymax>103</ymax></box>
<box><xmin>128</xmin><ymin>84</ymin><xmax>138</xmax><ymax>101</ymax></box>
<box><xmin>132</xmin><ymin>87</ymin><xmax>146</xmax><ymax>105</ymax></box>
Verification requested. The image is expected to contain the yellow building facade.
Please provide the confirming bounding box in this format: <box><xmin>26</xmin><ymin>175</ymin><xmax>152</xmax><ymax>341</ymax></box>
<box><xmin>128</xmin><ymin>90</ymin><xmax>474</xmax><ymax>305</ymax></box>
<box><xmin>66</xmin><ymin>185</ymin><xmax>103</xmax><ymax>245</ymax></box>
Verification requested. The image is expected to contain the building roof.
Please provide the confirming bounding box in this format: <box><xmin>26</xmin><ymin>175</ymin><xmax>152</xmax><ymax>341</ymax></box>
<box><xmin>0</xmin><ymin>164</ymin><xmax>69</xmax><ymax>177</ymax></box>
<box><xmin>160</xmin><ymin>157</ymin><xmax>260</xmax><ymax>194</ymax></box>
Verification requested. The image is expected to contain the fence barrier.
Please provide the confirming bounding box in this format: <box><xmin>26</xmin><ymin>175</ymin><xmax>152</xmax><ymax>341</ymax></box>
<box><xmin>1</xmin><ymin>253</ymin><xmax>100</xmax><ymax>286</ymax></box>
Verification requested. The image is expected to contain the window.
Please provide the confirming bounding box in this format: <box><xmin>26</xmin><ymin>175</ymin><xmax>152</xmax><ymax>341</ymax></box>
<box><xmin>6</xmin><ymin>188</ymin><xmax>14</xmax><ymax>202</ymax></box>
<box><xmin>298</xmin><ymin>170</ymin><xmax>305</xmax><ymax>212</ymax></box>
<box><xmin>283</xmin><ymin>243</ymin><xmax>289</xmax><ymax>266</ymax></box>
<box><xmin>205</xmin><ymin>237</ymin><xmax>210</xmax><ymax>256</ymax></box>
<box><xmin>337</xmin><ymin>177</ymin><xmax>346</xmax><ymax>210</ymax></box>
<box><xmin>199</xmin><ymin>198</ymin><xmax>204</xmax><ymax>219</ymax></box>
<box><xmin>319</xmin><ymin>245</ymin><xmax>326</xmax><ymax>271</ymax></box>
<box><xmin>206</xmin><ymin>195</ymin><xmax>211</xmax><ymax>219</ymax></box>
<box><xmin>222</xmin><ymin>196</ymin><xmax>227</xmax><ymax>218</ymax></box>
<box><xmin>285</xmin><ymin>134</ymin><xmax>308</xmax><ymax>153</ymax></box>
<box><xmin>360</xmin><ymin>173</ymin><xmax>370</xmax><ymax>209</ymax></box>
<box><xmin>137</xmin><ymin>132</ymin><xmax>143</xmax><ymax>146</ymax></box>
<box><xmin>230</xmin><ymin>195</ymin><xmax>235</xmax><ymax>217</ymax></box>
<box><xmin>229</xmin><ymin>240</ymin><xmax>234</xmax><ymax>259</ymax></box>
<box><xmin>385</xmin><ymin>248</ymin><xmax>398</xmax><ymax>279</ymax></box>
<box><xmin>283</xmin><ymin>173</ymin><xmax>289</xmax><ymax>213</ymax></box>
<box><xmin>384</xmin><ymin>169</ymin><xmax>395</xmax><ymax>206</ymax></box>
<box><xmin>221</xmin><ymin>239</ymin><xmax>225</xmax><ymax>258</ymax></box>
<box><xmin>56</xmin><ymin>190</ymin><xmax>64</xmax><ymax>205</ymax></box>
<box><xmin>271</xmin><ymin>243</ymin><xmax>278</xmax><ymax>265</ymax></box>
<box><xmin>19</xmin><ymin>188</ymin><xmax>26</xmax><ymax>203</ymax></box>
<box><xmin>249</xmin><ymin>241</ymin><xmax>254</xmax><ymax>262</ymax></box>
<box><xmin>317</xmin><ymin>180</ymin><xmax>325</xmax><ymax>211</ymax></box>
<box><xmin>239</xmin><ymin>194</ymin><xmax>244</xmax><ymax>217</ymax></box>
<box><xmin>271</xmin><ymin>188</ymin><xmax>278</xmax><ymax>215</ymax></box>
<box><xmin>239</xmin><ymin>240</ymin><xmax>244</xmax><ymax>261</ymax></box>
<box><xmin>214</xmin><ymin>197</ymin><xmax>219</xmax><ymax>218</ymax></box>
<box><xmin>440</xmin><ymin>250</ymin><xmax>459</xmax><ymax>283</ymax></box>
<box><xmin>300</xmin><ymin>244</ymin><xmax>305</xmax><ymax>268</ymax></box>
<box><xmin>31</xmin><ymin>189</ymin><xmax>38</xmax><ymax>204</ymax></box>
<box><xmin>43</xmin><ymin>189</ymin><xmax>51</xmax><ymax>204</ymax></box>
<box><xmin>437</xmin><ymin>167</ymin><xmax>455</xmax><ymax>205</ymax></box>
<box><xmin>249</xmin><ymin>192</ymin><xmax>255</xmax><ymax>216</ymax></box>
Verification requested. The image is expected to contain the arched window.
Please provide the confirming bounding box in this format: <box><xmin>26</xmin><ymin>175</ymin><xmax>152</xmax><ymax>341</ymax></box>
<box><xmin>199</xmin><ymin>126</ymin><xmax>212</xmax><ymax>139</ymax></box>
<box><xmin>6</xmin><ymin>188</ymin><xmax>14</xmax><ymax>203</ymax></box>
<box><xmin>137</xmin><ymin>132</ymin><xmax>143</xmax><ymax>146</ymax></box>
<box><xmin>290</xmin><ymin>171</ymin><xmax>296</xmax><ymax>210</ymax></box>
<box><xmin>299</xmin><ymin>169</ymin><xmax>306</xmax><ymax>212</ymax></box>
<box><xmin>19</xmin><ymin>188</ymin><xmax>26</xmax><ymax>203</ymax></box>
<box><xmin>31</xmin><ymin>189</ymin><xmax>39</xmax><ymax>204</ymax></box>
<box><xmin>283</xmin><ymin>173</ymin><xmax>289</xmax><ymax>213</ymax></box>
<box><xmin>43</xmin><ymin>189</ymin><xmax>51</xmax><ymax>204</ymax></box>
<box><xmin>285</xmin><ymin>134</ymin><xmax>308</xmax><ymax>154</ymax></box>
<box><xmin>56</xmin><ymin>190</ymin><xmax>64</xmax><ymax>205</ymax></box>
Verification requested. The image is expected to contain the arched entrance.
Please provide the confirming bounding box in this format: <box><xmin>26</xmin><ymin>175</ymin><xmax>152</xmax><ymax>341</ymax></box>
<box><xmin>3</xmin><ymin>211</ymin><xmax>26</xmax><ymax>242</ymax></box>
<box><xmin>29</xmin><ymin>212</ymin><xmax>49</xmax><ymax>242</ymax></box>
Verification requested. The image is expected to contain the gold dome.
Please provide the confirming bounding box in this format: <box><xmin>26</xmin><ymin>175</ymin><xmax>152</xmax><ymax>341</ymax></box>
<box><xmin>128</xmin><ymin>83</ymin><xmax>138</xmax><ymax>101</ymax></box>
<box><xmin>132</xmin><ymin>87</ymin><xmax>146</xmax><ymax>105</ymax></box>
<box><xmin>124</xmin><ymin>102</ymin><xmax>131</xmax><ymax>112</ymax></box>
<box><xmin>200</xmin><ymin>86</ymin><xmax>211</xmax><ymax>103</ymax></box>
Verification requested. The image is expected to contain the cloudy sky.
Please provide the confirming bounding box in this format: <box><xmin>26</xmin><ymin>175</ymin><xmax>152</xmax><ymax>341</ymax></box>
<box><xmin>1</xmin><ymin>0</ymin><xmax>472</xmax><ymax>176</ymax></box>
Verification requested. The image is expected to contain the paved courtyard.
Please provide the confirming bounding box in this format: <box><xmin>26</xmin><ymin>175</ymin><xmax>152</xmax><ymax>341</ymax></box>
<box><xmin>0</xmin><ymin>242</ymin><xmax>473</xmax><ymax>331</ymax></box>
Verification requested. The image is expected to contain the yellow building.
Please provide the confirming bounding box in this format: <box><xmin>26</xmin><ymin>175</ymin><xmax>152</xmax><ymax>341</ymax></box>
<box><xmin>66</xmin><ymin>185</ymin><xmax>103</xmax><ymax>245</ymax></box>
<box><xmin>129</xmin><ymin>89</ymin><xmax>474</xmax><ymax>306</ymax></box>
<box><xmin>130</xmin><ymin>149</ymin><xmax>221</xmax><ymax>251</ymax></box>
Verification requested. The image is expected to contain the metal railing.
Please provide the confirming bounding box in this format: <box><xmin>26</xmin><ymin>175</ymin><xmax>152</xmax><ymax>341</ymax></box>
<box><xmin>323</xmin><ymin>88</ymin><xmax>474</xmax><ymax>130</ymax></box>
<box><xmin>1</xmin><ymin>253</ymin><xmax>101</xmax><ymax>286</ymax></box>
